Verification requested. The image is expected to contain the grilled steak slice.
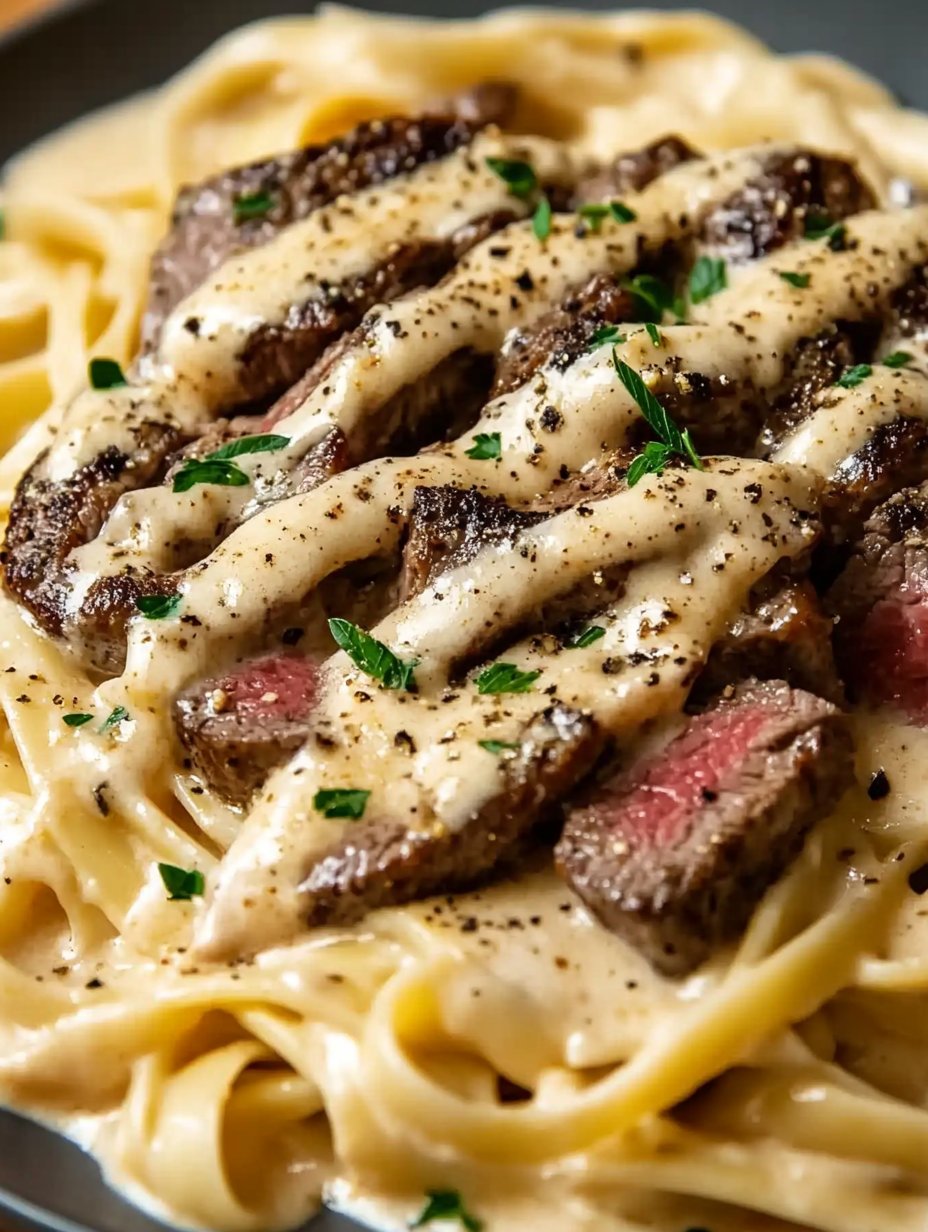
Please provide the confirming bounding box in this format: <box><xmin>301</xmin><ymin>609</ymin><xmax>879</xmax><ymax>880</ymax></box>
<box><xmin>492</xmin><ymin>273</ymin><xmax>636</xmax><ymax>397</ymax></box>
<box><xmin>759</xmin><ymin>324</ymin><xmax>867</xmax><ymax>453</ymax></box>
<box><xmin>576</xmin><ymin>135</ymin><xmax>698</xmax><ymax>202</ymax></box>
<box><xmin>887</xmin><ymin>264</ymin><xmax>928</xmax><ymax>339</ymax></box>
<box><xmin>174</xmin><ymin>653</ymin><xmax>322</xmax><ymax>803</ymax></box>
<box><xmin>828</xmin><ymin>483</ymin><xmax>928</xmax><ymax>720</ymax></box>
<box><xmin>555</xmin><ymin>679</ymin><xmax>854</xmax><ymax>975</ymax></box>
<box><xmin>300</xmin><ymin>705</ymin><xmax>604</xmax><ymax>926</ymax></box>
<box><xmin>827</xmin><ymin>416</ymin><xmax>928</xmax><ymax>545</ymax></box>
<box><xmin>701</xmin><ymin>150</ymin><xmax>875</xmax><ymax>262</ymax></box>
<box><xmin>401</xmin><ymin>485</ymin><xmax>546</xmax><ymax>600</ymax></box>
<box><xmin>698</xmin><ymin>575</ymin><xmax>843</xmax><ymax>704</ymax></box>
<box><xmin>142</xmin><ymin>93</ymin><xmax>517</xmax><ymax>350</ymax></box>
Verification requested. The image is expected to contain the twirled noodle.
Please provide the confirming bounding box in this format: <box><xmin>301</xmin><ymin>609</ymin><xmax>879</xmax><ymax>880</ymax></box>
<box><xmin>2</xmin><ymin>7</ymin><xmax>928</xmax><ymax>1232</ymax></box>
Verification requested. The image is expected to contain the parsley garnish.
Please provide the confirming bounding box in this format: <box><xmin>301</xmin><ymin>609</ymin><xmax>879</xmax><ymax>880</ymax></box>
<box><xmin>478</xmin><ymin>739</ymin><xmax>520</xmax><ymax>754</ymax></box>
<box><xmin>804</xmin><ymin>212</ymin><xmax>846</xmax><ymax>251</ymax></box>
<box><xmin>645</xmin><ymin>322</ymin><xmax>661</xmax><ymax>347</ymax></box>
<box><xmin>465</xmin><ymin>432</ymin><xmax>502</xmax><ymax>461</ymax></box>
<box><xmin>689</xmin><ymin>256</ymin><xmax>727</xmax><ymax>304</ymax></box>
<box><xmin>836</xmin><ymin>364</ymin><xmax>872</xmax><ymax>389</ymax></box>
<box><xmin>623</xmin><ymin>273</ymin><xmax>685</xmax><ymax>323</ymax></box>
<box><xmin>136</xmin><ymin>594</ymin><xmax>182</xmax><ymax>620</ymax></box>
<box><xmin>410</xmin><ymin>1190</ymin><xmax>483</xmax><ymax>1232</ymax></box>
<box><xmin>173</xmin><ymin>433</ymin><xmax>290</xmax><ymax>493</ymax></box>
<box><xmin>475</xmin><ymin>662</ymin><xmax>541</xmax><ymax>695</ymax></box>
<box><xmin>588</xmin><ymin>324</ymin><xmax>627</xmax><ymax>350</ymax></box>
<box><xmin>313</xmin><ymin>788</ymin><xmax>370</xmax><ymax>819</ymax></box>
<box><xmin>485</xmin><ymin>157</ymin><xmax>537</xmax><ymax>199</ymax></box>
<box><xmin>779</xmin><ymin>271</ymin><xmax>810</xmax><ymax>289</ymax></box>
<box><xmin>884</xmin><ymin>350</ymin><xmax>913</xmax><ymax>368</ymax></box>
<box><xmin>564</xmin><ymin>624</ymin><xmax>606</xmax><ymax>649</ymax></box>
<box><xmin>614</xmin><ymin>351</ymin><xmax>703</xmax><ymax>487</ymax></box>
<box><xmin>63</xmin><ymin>713</ymin><xmax>93</xmax><ymax>728</ymax></box>
<box><xmin>578</xmin><ymin>201</ymin><xmax>637</xmax><ymax>231</ymax></box>
<box><xmin>328</xmin><ymin>618</ymin><xmax>417</xmax><ymax>691</ymax></box>
<box><xmin>99</xmin><ymin>706</ymin><xmax>129</xmax><ymax>734</ymax></box>
<box><xmin>532</xmin><ymin>195</ymin><xmax>552</xmax><ymax>241</ymax></box>
<box><xmin>157</xmin><ymin>863</ymin><xmax>205</xmax><ymax>901</ymax></box>
<box><xmin>233</xmin><ymin>190</ymin><xmax>274</xmax><ymax>223</ymax></box>
<box><xmin>89</xmin><ymin>357</ymin><xmax>128</xmax><ymax>390</ymax></box>
<box><xmin>609</xmin><ymin>201</ymin><xmax>637</xmax><ymax>223</ymax></box>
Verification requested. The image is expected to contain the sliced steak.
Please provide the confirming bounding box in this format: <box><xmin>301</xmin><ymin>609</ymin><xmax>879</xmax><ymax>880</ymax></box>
<box><xmin>575</xmin><ymin>136</ymin><xmax>698</xmax><ymax>202</ymax></box>
<box><xmin>142</xmin><ymin>93</ymin><xmax>517</xmax><ymax>350</ymax></box>
<box><xmin>701</xmin><ymin>150</ymin><xmax>876</xmax><ymax>262</ymax></box>
<box><xmin>300</xmin><ymin>705</ymin><xmax>605</xmax><ymax>926</ymax></box>
<box><xmin>698</xmin><ymin>574</ymin><xmax>843</xmax><ymax>704</ymax></box>
<box><xmin>828</xmin><ymin>484</ymin><xmax>928</xmax><ymax>720</ymax></box>
<box><xmin>174</xmin><ymin>653</ymin><xmax>322</xmax><ymax>803</ymax></box>
<box><xmin>827</xmin><ymin>415</ymin><xmax>928</xmax><ymax>544</ymax></box>
<box><xmin>555</xmin><ymin>679</ymin><xmax>854</xmax><ymax>975</ymax></box>
<box><xmin>492</xmin><ymin>273</ymin><xmax>636</xmax><ymax>397</ymax></box>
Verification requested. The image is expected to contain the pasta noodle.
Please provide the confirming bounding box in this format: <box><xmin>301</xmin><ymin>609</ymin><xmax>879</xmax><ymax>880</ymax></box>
<box><xmin>1</xmin><ymin>7</ymin><xmax>928</xmax><ymax>1232</ymax></box>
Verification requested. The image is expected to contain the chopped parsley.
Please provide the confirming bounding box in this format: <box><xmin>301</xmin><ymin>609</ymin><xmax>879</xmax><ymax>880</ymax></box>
<box><xmin>312</xmin><ymin>788</ymin><xmax>370</xmax><ymax>819</ymax></box>
<box><xmin>884</xmin><ymin>350</ymin><xmax>913</xmax><ymax>368</ymax></box>
<box><xmin>779</xmin><ymin>270</ymin><xmax>810</xmax><ymax>289</ymax></box>
<box><xmin>485</xmin><ymin>157</ymin><xmax>537</xmax><ymax>199</ymax></box>
<box><xmin>478</xmin><ymin>739</ymin><xmax>520</xmax><ymax>754</ymax></box>
<box><xmin>88</xmin><ymin>357</ymin><xmax>128</xmax><ymax>390</ymax></box>
<box><xmin>835</xmin><ymin>364</ymin><xmax>873</xmax><ymax>389</ymax></box>
<box><xmin>410</xmin><ymin>1190</ymin><xmax>483</xmax><ymax>1232</ymax></box>
<box><xmin>578</xmin><ymin>201</ymin><xmax>637</xmax><ymax>231</ymax></box>
<box><xmin>614</xmin><ymin>351</ymin><xmax>703</xmax><ymax>486</ymax></box>
<box><xmin>232</xmin><ymin>190</ymin><xmax>275</xmax><ymax>224</ymax></box>
<box><xmin>157</xmin><ymin>863</ymin><xmax>205</xmax><ymax>901</ymax></box>
<box><xmin>588</xmin><ymin>324</ymin><xmax>627</xmax><ymax>350</ymax></box>
<box><xmin>804</xmin><ymin>212</ymin><xmax>846</xmax><ymax>251</ymax></box>
<box><xmin>608</xmin><ymin>201</ymin><xmax>637</xmax><ymax>223</ymax></box>
<box><xmin>99</xmin><ymin>706</ymin><xmax>129</xmax><ymax>734</ymax></box>
<box><xmin>173</xmin><ymin>433</ymin><xmax>290</xmax><ymax>493</ymax></box>
<box><xmin>564</xmin><ymin>624</ymin><xmax>606</xmax><ymax>649</ymax></box>
<box><xmin>475</xmin><ymin>662</ymin><xmax>541</xmax><ymax>695</ymax></box>
<box><xmin>328</xmin><ymin>618</ymin><xmax>417</xmax><ymax>691</ymax></box>
<box><xmin>63</xmin><ymin>713</ymin><xmax>93</xmax><ymax>728</ymax></box>
<box><xmin>465</xmin><ymin>432</ymin><xmax>502</xmax><ymax>461</ymax></box>
<box><xmin>532</xmin><ymin>195</ymin><xmax>552</xmax><ymax>241</ymax></box>
<box><xmin>645</xmin><ymin>322</ymin><xmax>662</xmax><ymax>347</ymax></box>
<box><xmin>136</xmin><ymin>594</ymin><xmax>182</xmax><ymax>620</ymax></box>
<box><xmin>622</xmin><ymin>273</ymin><xmax>685</xmax><ymax>324</ymax></box>
<box><xmin>688</xmin><ymin>255</ymin><xmax>727</xmax><ymax>304</ymax></box>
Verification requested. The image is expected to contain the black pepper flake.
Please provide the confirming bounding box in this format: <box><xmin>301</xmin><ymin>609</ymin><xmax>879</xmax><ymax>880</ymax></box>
<box><xmin>908</xmin><ymin>863</ymin><xmax>928</xmax><ymax>895</ymax></box>
<box><xmin>867</xmin><ymin>768</ymin><xmax>891</xmax><ymax>801</ymax></box>
<box><xmin>282</xmin><ymin>627</ymin><xmax>305</xmax><ymax>646</ymax></box>
<box><xmin>92</xmin><ymin>783</ymin><xmax>110</xmax><ymax>816</ymax></box>
<box><xmin>515</xmin><ymin>270</ymin><xmax>535</xmax><ymax>292</ymax></box>
<box><xmin>85</xmin><ymin>978</ymin><xmax>104</xmax><ymax>990</ymax></box>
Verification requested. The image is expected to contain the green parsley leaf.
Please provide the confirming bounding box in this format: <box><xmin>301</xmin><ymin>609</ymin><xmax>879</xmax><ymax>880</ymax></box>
<box><xmin>136</xmin><ymin>594</ymin><xmax>182</xmax><ymax>620</ymax></box>
<box><xmin>465</xmin><ymin>432</ymin><xmax>502</xmax><ymax>461</ymax></box>
<box><xmin>478</xmin><ymin>739</ymin><xmax>520</xmax><ymax>754</ymax></box>
<box><xmin>207</xmin><ymin>433</ymin><xmax>291</xmax><ymax>461</ymax></box>
<box><xmin>563</xmin><ymin>624</ymin><xmax>606</xmax><ymax>649</ymax></box>
<box><xmin>645</xmin><ymin>322</ymin><xmax>661</xmax><ymax>347</ymax></box>
<box><xmin>626</xmin><ymin>440</ymin><xmax>673</xmax><ymax>487</ymax></box>
<box><xmin>613</xmin><ymin>351</ymin><xmax>703</xmax><ymax>471</ymax></box>
<box><xmin>99</xmin><ymin>706</ymin><xmax>129</xmax><ymax>734</ymax></box>
<box><xmin>609</xmin><ymin>201</ymin><xmax>637</xmax><ymax>223</ymax></box>
<box><xmin>88</xmin><ymin>357</ymin><xmax>128</xmax><ymax>390</ymax></box>
<box><xmin>836</xmin><ymin>364</ymin><xmax>873</xmax><ymax>389</ymax></box>
<box><xmin>689</xmin><ymin>255</ymin><xmax>727</xmax><ymax>304</ymax></box>
<box><xmin>485</xmin><ymin>157</ymin><xmax>537</xmax><ymax>200</ymax></box>
<box><xmin>63</xmin><ymin>713</ymin><xmax>93</xmax><ymax>728</ymax></box>
<box><xmin>410</xmin><ymin>1189</ymin><xmax>483</xmax><ymax>1232</ymax></box>
<box><xmin>475</xmin><ymin>662</ymin><xmax>541</xmax><ymax>695</ymax></box>
<box><xmin>233</xmin><ymin>190</ymin><xmax>275</xmax><ymax>224</ymax></box>
<box><xmin>173</xmin><ymin>459</ymin><xmax>252</xmax><ymax>493</ymax></box>
<box><xmin>804</xmin><ymin>212</ymin><xmax>846</xmax><ymax>250</ymax></box>
<box><xmin>578</xmin><ymin>203</ymin><xmax>608</xmax><ymax>231</ymax></box>
<box><xmin>328</xmin><ymin>618</ymin><xmax>417</xmax><ymax>691</ymax></box>
<box><xmin>779</xmin><ymin>270</ymin><xmax>810</xmax><ymax>289</ymax></box>
<box><xmin>312</xmin><ymin>788</ymin><xmax>371</xmax><ymax>819</ymax></box>
<box><xmin>157</xmin><ymin>863</ymin><xmax>205</xmax><ymax>901</ymax></box>
<box><xmin>532</xmin><ymin>195</ymin><xmax>552</xmax><ymax>241</ymax></box>
<box><xmin>622</xmin><ymin>273</ymin><xmax>685</xmax><ymax>324</ymax></box>
<box><xmin>587</xmin><ymin>324</ymin><xmax>627</xmax><ymax>350</ymax></box>
<box><xmin>884</xmin><ymin>350</ymin><xmax>913</xmax><ymax>368</ymax></box>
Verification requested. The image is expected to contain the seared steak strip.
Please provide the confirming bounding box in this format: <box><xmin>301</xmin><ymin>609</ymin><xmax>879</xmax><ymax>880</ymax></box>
<box><xmin>827</xmin><ymin>483</ymin><xmax>928</xmax><ymax>721</ymax></box>
<box><xmin>555</xmin><ymin>679</ymin><xmax>854</xmax><ymax>975</ymax></box>
<box><xmin>575</xmin><ymin>135</ymin><xmax>698</xmax><ymax>202</ymax></box>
